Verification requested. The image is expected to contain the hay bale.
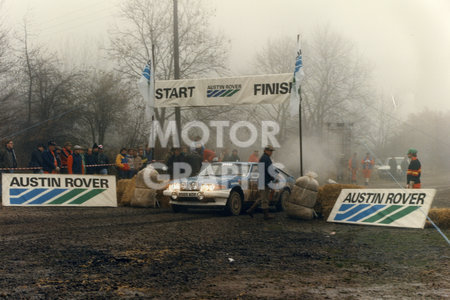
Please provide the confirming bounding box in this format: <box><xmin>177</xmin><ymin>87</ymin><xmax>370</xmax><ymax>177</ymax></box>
<box><xmin>285</xmin><ymin>202</ymin><xmax>314</xmax><ymax>220</ymax></box>
<box><xmin>289</xmin><ymin>185</ymin><xmax>317</xmax><ymax>208</ymax></box>
<box><xmin>131</xmin><ymin>188</ymin><xmax>157</xmax><ymax>207</ymax></box>
<box><xmin>315</xmin><ymin>184</ymin><xmax>362</xmax><ymax>219</ymax></box>
<box><xmin>425</xmin><ymin>208</ymin><xmax>450</xmax><ymax>229</ymax></box>
<box><xmin>135</xmin><ymin>167</ymin><xmax>162</xmax><ymax>189</ymax></box>
<box><xmin>155</xmin><ymin>189</ymin><xmax>171</xmax><ymax>209</ymax></box>
<box><xmin>295</xmin><ymin>172</ymin><xmax>319</xmax><ymax>192</ymax></box>
<box><xmin>116</xmin><ymin>179</ymin><xmax>128</xmax><ymax>202</ymax></box>
<box><xmin>118</xmin><ymin>176</ymin><xmax>136</xmax><ymax>207</ymax></box>
<box><xmin>135</xmin><ymin>170</ymin><xmax>147</xmax><ymax>188</ymax></box>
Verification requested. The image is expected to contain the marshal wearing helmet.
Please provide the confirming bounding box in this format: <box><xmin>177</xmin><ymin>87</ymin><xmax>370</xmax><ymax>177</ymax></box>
<box><xmin>406</xmin><ymin>148</ymin><xmax>421</xmax><ymax>189</ymax></box>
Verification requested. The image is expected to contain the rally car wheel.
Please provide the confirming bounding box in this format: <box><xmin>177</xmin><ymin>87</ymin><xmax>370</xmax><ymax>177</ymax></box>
<box><xmin>226</xmin><ymin>191</ymin><xmax>243</xmax><ymax>216</ymax></box>
<box><xmin>276</xmin><ymin>189</ymin><xmax>290</xmax><ymax>212</ymax></box>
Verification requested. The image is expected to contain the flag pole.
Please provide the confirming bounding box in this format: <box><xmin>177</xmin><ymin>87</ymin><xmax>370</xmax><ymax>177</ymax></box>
<box><xmin>297</xmin><ymin>34</ymin><xmax>303</xmax><ymax>177</ymax></box>
<box><xmin>299</xmin><ymin>84</ymin><xmax>303</xmax><ymax>177</ymax></box>
<box><xmin>150</xmin><ymin>45</ymin><xmax>156</xmax><ymax>156</ymax></box>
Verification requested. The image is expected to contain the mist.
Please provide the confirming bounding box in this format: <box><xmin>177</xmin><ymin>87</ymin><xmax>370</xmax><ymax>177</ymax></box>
<box><xmin>1</xmin><ymin>0</ymin><xmax>450</xmax><ymax>181</ymax></box>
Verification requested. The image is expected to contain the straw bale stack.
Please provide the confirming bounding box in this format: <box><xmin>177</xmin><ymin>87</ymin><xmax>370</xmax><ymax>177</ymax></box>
<box><xmin>286</xmin><ymin>172</ymin><xmax>319</xmax><ymax>220</ymax></box>
<box><xmin>131</xmin><ymin>188</ymin><xmax>158</xmax><ymax>207</ymax></box>
<box><xmin>425</xmin><ymin>208</ymin><xmax>450</xmax><ymax>229</ymax></box>
<box><xmin>315</xmin><ymin>184</ymin><xmax>362</xmax><ymax>219</ymax></box>
<box><xmin>117</xmin><ymin>177</ymin><xmax>136</xmax><ymax>207</ymax></box>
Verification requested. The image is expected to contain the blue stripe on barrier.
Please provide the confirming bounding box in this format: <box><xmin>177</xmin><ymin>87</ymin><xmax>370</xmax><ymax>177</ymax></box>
<box><xmin>10</xmin><ymin>188</ymin><xmax>48</xmax><ymax>204</ymax></box>
<box><xmin>10</xmin><ymin>188</ymin><xmax>28</xmax><ymax>196</ymax></box>
<box><xmin>348</xmin><ymin>205</ymin><xmax>386</xmax><ymax>222</ymax></box>
<box><xmin>214</xmin><ymin>90</ymin><xmax>227</xmax><ymax>97</ymax></box>
<box><xmin>209</xmin><ymin>90</ymin><xmax>222</xmax><ymax>97</ymax></box>
<box><xmin>207</xmin><ymin>90</ymin><xmax>216</xmax><ymax>97</ymax></box>
<box><xmin>334</xmin><ymin>204</ymin><xmax>370</xmax><ymax>221</ymax></box>
<box><xmin>28</xmin><ymin>189</ymin><xmax>68</xmax><ymax>205</ymax></box>
<box><xmin>338</xmin><ymin>204</ymin><xmax>355</xmax><ymax>212</ymax></box>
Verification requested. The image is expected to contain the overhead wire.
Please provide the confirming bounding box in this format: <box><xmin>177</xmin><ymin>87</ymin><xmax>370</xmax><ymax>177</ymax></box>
<box><xmin>34</xmin><ymin>1</ymin><xmax>109</xmax><ymax>28</ymax></box>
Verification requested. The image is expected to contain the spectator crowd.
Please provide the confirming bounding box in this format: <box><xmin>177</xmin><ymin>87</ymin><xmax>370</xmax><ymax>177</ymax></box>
<box><xmin>0</xmin><ymin>139</ymin><xmax>152</xmax><ymax>177</ymax></box>
<box><xmin>0</xmin><ymin>139</ymin><xmax>263</xmax><ymax>180</ymax></box>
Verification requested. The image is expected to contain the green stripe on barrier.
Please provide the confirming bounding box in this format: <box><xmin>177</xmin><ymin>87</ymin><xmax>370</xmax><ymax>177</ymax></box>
<box><xmin>363</xmin><ymin>205</ymin><xmax>403</xmax><ymax>223</ymax></box>
<box><xmin>379</xmin><ymin>206</ymin><xmax>420</xmax><ymax>224</ymax></box>
<box><xmin>69</xmin><ymin>189</ymin><xmax>106</xmax><ymax>205</ymax></box>
<box><xmin>228</xmin><ymin>89</ymin><xmax>240</xmax><ymax>96</ymax></box>
<box><xmin>48</xmin><ymin>189</ymin><xmax>86</xmax><ymax>204</ymax></box>
<box><xmin>220</xmin><ymin>90</ymin><xmax>233</xmax><ymax>97</ymax></box>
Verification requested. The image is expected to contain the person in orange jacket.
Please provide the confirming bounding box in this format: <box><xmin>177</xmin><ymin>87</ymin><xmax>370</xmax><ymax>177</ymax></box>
<box><xmin>67</xmin><ymin>145</ymin><xmax>85</xmax><ymax>174</ymax></box>
<box><xmin>361</xmin><ymin>152</ymin><xmax>375</xmax><ymax>186</ymax></box>
<box><xmin>60</xmin><ymin>142</ymin><xmax>73</xmax><ymax>174</ymax></box>
<box><xmin>248</xmin><ymin>150</ymin><xmax>259</xmax><ymax>162</ymax></box>
<box><xmin>348</xmin><ymin>152</ymin><xmax>358</xmax><ymax>184</ymax></box>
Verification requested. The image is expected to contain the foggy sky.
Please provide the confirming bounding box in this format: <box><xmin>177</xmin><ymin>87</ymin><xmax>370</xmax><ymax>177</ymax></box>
<box><xmin>4</xmin><ymin>0</ymin><xmax>450</xmax><ymax>113</ymax></box>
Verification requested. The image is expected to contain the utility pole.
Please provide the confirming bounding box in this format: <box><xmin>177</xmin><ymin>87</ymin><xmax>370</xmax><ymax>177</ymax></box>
<box><xmin>173</xmin><ymin>0</ymin><xmax>182</xmax><ymax>145</ymax></box>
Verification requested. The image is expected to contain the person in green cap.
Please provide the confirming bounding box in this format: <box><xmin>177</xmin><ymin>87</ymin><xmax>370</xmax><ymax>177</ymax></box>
<box><xmin>406</xmin><ymin>148</ymin><xmax>421</xmax><ymax>189</ymax></box>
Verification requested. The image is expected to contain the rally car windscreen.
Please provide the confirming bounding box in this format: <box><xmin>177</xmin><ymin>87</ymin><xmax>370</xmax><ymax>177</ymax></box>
<box><xmin>199</xmin><ymin>163</ymin><xmax>251</xmax><ymax>177</ymax></box>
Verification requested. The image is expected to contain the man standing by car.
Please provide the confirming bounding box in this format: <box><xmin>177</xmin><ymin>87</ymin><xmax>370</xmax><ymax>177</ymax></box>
<box><xmin>246</xmin><ymin>145</ymin><xmax>276</xmax><ymax>220</ymax></box>
<box><xmin>401</xmin><ymin>156</ymin><xmax>409</xmax><ymax>176</ymax></box>
<box><xmin>406</xmin><ymin>148</ymin><xmax>421</xmax><ymax>189</ymax></box>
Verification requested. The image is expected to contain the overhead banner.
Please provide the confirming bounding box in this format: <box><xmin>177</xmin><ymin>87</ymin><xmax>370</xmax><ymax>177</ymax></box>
<box><xmin>327</xmin><ymin>189</ymin><xmax>436</xmax><ymax>229</ymax></box>
<box><xmin>154</xmin><ymin>73</ymin><xmax>293</xmax><ymax>107</ymax></box>
<box><xmin>2</xmin><ymin>173</ymin><xmax>117</xmax><ymax>207</ymax></box>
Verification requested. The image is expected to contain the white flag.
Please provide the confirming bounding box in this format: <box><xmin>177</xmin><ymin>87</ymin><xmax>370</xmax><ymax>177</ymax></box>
<box><xmin>138</xmin><ymin>60</ymin><xmax>155</xmax><ymax>119</ymax></box>
<box><xmin>289</xmin><ymin>37</ymin><xmax>305</xmax><ymax>117</ymax></box>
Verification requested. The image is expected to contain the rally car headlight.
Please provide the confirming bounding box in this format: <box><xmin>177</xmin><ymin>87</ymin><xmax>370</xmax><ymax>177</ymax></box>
<box><xmin>200</xmin><ymin>184</ymin><xmax>226</xmax><ymax>192</ymax></box>
<box><xmin>168</xmin><ymin>182</ymin><xmax>181</xmax><ymax>192</ymax></box>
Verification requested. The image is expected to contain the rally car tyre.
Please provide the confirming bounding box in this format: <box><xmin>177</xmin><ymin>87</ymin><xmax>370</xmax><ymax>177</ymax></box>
<box><xmin>171</xmin><ymin>204</ymin><xmax>187</xmax><ymax>213</ymax></box>
<box><xmin>275</xmin><ymin>189</ymin><xmax>290</xmax><ymax>212</ymax></box>
<box><xmin>226</xmin><ymin>191</ymin><xmax>243</xmax><ymax>216</ymax></box>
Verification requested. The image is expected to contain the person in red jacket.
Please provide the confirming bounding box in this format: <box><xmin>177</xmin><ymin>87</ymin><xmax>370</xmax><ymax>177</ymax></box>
<box><xmin>203</xmin><ymin>148</ymin><xmax>216</xmax><ymax>162</ymax></box>
<box><xmin>406</xmin><ymin>148</ymin><xmax>421</xmax><ymax>189</ymax></box>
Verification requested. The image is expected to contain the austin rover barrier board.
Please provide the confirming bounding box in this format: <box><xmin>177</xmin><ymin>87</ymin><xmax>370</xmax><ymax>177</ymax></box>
<box><xmin>327</xmin><ymin>189</ymin><xmax>436</xmax><ymax>229</ymax></box>
<box><xmin>2</xmin><ymin>173</ymin><xmax>117</xmax><ymax>207</ymax></box>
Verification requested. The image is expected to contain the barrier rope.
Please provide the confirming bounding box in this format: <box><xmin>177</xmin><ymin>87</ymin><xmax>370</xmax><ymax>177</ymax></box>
<box><xmin>362</xmin><ymin>142</ymin><xmax>450</xmax><ymax>246</ymax></box>
<box><xmin>0</xmin><ymin>163</ymin><xmax>117</xmax><ymax>171</ymax></box>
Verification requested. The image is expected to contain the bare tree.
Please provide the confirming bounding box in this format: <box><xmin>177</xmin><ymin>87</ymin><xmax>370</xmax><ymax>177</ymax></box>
<box><xmin>108</xmin><ymin>0</ymin><xmax>230</xmax><ymax>152</ymax></box>
<box><xmin>0</xmin><ymin>0</ymin><xmax>14</xmax><ymax>106</ymax></box>
<box><xmin>108</xmin><ymin>0</ymin><xmax>228</xmax><ymax>82</ymax></box>
<box><xmin>80</xmin><ymin>71</ymin><xmax>133</xmax><ymax>145</ymax></box>
<box><xmin>0</xmin><ymin>0</ymin><xmax>9</xmax><ymax>75</ymax></box>
<box><xmin>301</xmin><ymin>26</ymin><xmax>373</xmax><ymax>136</ymax></box>
<box><xmin>252</xmin><ymin>37</ymin><xmax>297</xmax><ymax>141</ymax></box>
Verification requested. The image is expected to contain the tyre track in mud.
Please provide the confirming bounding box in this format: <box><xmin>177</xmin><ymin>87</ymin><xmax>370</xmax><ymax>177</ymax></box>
<box><xmin>0</xmin><ymin>207</ymin><xmax>448</xmax><ymax>298</ymax></box>
<box><xmin>0</xmin><ymin>210</ymin><xmax>220</xmax><ymax>242</ymax></box>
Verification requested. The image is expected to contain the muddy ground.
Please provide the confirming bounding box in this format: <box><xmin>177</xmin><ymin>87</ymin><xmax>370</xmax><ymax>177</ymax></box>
<box><xmin>0</xmin><ymin>176</ymin><xmax>448</xmax><ymax>299</ymax></box>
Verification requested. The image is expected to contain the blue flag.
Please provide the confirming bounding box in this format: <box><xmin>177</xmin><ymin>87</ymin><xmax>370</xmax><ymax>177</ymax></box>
<box><xmin>290</xmin><ymin>38</ymin><xmax>305</xmax><ymax>117</ymax></box>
